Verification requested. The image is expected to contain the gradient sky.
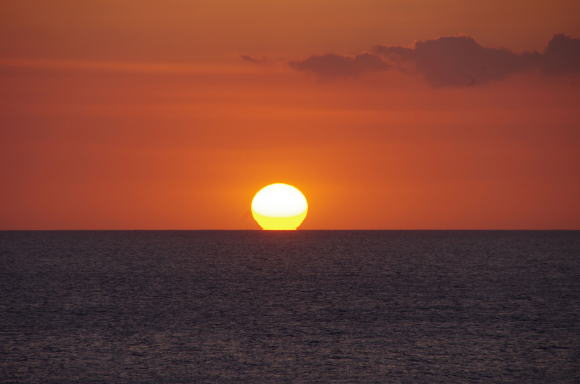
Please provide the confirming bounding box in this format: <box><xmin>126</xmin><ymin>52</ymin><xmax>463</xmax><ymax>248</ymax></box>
<box><xmin>1</xmin><ymin>0</ymin><xmax>579</xmax><ymax>229</ymax></box>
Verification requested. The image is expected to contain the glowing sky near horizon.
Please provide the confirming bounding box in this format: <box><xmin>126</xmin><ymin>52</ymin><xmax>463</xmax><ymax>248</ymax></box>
<box><xmin>1</xmin><ymin>0</ymin><xmax>579</xmax><ymax>229</ymax></box>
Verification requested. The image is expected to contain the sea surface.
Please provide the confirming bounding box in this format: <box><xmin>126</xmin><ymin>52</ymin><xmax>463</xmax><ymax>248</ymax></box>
<box><xmin>1</xmin><ymin>231</ymin><xmax>579</xmax><ymax>383</ymax></box>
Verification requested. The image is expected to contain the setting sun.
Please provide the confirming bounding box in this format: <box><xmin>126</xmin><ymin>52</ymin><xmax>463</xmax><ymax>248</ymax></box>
<box><xmin>251</xmin><ymin>183</ymin><xmax>308</xmax><ymax>230</ymax></box>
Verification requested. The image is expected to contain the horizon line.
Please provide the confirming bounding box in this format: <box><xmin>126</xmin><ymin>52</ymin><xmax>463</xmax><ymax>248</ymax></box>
<box><xmin>1</xmin><ymin>229</ymin><xmax>578</xmax><ymax>232</ymax></box>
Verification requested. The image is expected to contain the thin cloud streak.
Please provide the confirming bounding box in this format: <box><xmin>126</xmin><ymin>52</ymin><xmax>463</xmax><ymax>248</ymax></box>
<box><xmin>289</xmin><ymin>53</ymin><xmax>390</xmax><ymax>78</ymax></box>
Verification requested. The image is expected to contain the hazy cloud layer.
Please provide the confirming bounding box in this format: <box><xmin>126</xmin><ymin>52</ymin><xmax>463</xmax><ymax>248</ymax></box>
<box><xmin>290</xmin><ymin>34</ymin><xmax>580</xmax><ymax>86</ymax></box>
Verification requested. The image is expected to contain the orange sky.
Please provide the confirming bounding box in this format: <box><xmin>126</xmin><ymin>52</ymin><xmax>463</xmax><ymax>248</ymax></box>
<box><xmin>1</xmin><ymin>1</ymin><xmax>579</xmax><ymax>229</ymax></box>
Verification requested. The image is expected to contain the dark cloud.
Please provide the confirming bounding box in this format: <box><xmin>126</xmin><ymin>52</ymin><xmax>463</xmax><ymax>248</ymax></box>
<box><xmin>376</xmin><ymin>36</ymin><xmax>537</xmax><ymax>86</ymax></box>
<box><xmin>289</xmin><ymin>53</ymin><xmax>390</xmax><ymax>78</ymax></box>
<box><xmin>543</xmin><ymin>34</ymin><xmax>580</xmax><ymax>75</ymax></box>
<box><xmin>290</xmin><ymin>34</ymin><xmax>580</xmax><ymax>86</ymax></box>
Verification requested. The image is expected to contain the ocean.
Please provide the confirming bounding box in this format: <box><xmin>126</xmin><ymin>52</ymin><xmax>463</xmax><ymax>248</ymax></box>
<box><xmin>1</xmin><ymin>230</ymin><xmax>579</xmax><ymax>383</ymax></box>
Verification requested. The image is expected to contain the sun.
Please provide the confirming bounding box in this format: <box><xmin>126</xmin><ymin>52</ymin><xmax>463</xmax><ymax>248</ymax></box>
<box><xmin>251</xmin><ymin>183</ymin><xmax>308</xmax><ymax>230</ymax></box>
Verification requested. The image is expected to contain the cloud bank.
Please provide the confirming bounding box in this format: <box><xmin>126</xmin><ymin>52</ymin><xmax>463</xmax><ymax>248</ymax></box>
<box><xmin>289</xmin><ymin>34</ymin><xmax>580</xmax><ymax>86</ymax></box>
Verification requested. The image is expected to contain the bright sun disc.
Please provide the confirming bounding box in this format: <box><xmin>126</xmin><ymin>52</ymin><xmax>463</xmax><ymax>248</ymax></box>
<box><xmin>251</xmin><ymin>183</ymin><xmax>308</xmax><ymax>230</ymax></box>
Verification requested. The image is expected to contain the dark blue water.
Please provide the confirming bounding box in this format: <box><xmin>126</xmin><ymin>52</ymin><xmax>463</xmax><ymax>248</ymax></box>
<box><xmin>1</xmin><ymin>231</ymin><xmax>579</xmax><ymax>383</ymax></box>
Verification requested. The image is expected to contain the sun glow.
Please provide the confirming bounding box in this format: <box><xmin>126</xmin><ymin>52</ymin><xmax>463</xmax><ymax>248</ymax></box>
<box><xmin>251</xmin><ymin>183</ymin><xmax>308</xmax><ymax>230</ymax></box>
